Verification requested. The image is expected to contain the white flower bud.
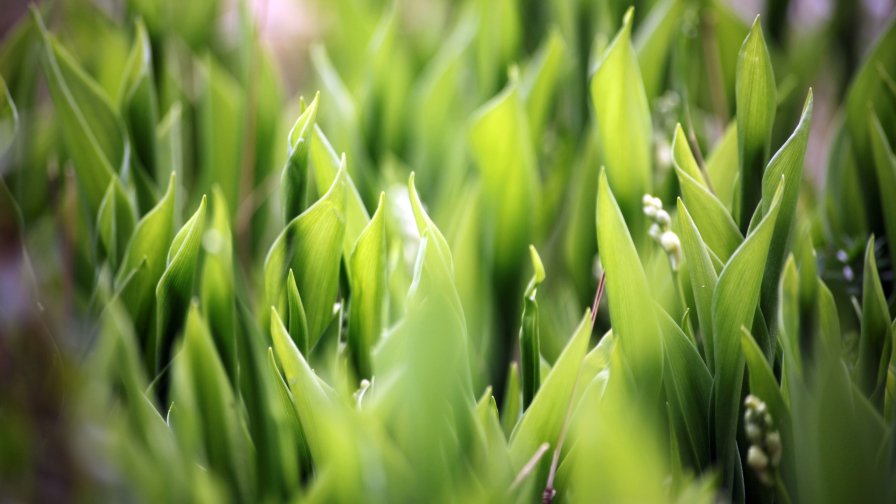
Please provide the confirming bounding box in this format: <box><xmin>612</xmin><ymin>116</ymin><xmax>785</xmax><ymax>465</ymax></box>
<box><xmin>649</xmin><ymin>224</ymin><xmax>662</xmax><ymax>241</ymax></box>
<box><xmin>746</xmin><ymin>423</ymin><xmax>762</xmax><ymax>444</ymax></box>
<box><xmin>747</xmin><ymin>446</ymin><xmax>769</xmax><ymax>471</ymax></box>
<box><xmin>642</xmin><ymin>194</ymin><xmax>654</xmax><ymax>207</ymax></box>
<box><xmin>766</xmin><ymin>431</ymin><xmax>781</xmax><ymax>466</ymax></box>
<box><xmin>644</xmin><ymin>205</ymin><xmax>657</xmax><ymax>218</ymax></box>
<box><xmin>660</xmin><ymin>231</ymin><xmax>680</xmax><ymax>253</ymax></box>
<box><xmin>651</xmin><ymin>197</ymin><xmax>663</xmax><ymax>210</ymax></box>
<box><xmin>656</xmin><ymin>209</ymin><xmax>671</xmax><ymax>226</ymax></box>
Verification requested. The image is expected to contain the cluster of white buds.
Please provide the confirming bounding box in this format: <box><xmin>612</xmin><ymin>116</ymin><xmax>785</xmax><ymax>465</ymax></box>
<box><xmin>643</xmin><ymin>194</ymin><xmax>681</xmax><ymax>271</ymax></box>
<box><xmin>744</xmin><ymin>394</ymin><xmax>782</xmax><ymax>486</ymax></box>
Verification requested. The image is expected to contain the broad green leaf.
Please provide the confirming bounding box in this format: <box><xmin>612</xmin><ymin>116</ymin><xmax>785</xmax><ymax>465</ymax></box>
<box><xmin>869</xmin><ymin>113</ymin><xmax>896</xmax><ymax>273</ymax></box>
<box><xmin>97</xmin><ymin>176</ymin><xmax>136</xmax><ymax>270</ymax></box>
<box><xmin>154</xmin><ymin>196</ymin><xmax>206</xmax><ymax>371</ymax></box>
<box><xmin>705</xmin><ymin>121</ymin><xmax>739</xmax><ymax>212</ymax></box>
<box><xmin>519</xmin><ymin>245</ymin><xmax>545</xmax><ymax>409</ymax></box>
<box><xmin>712</xmin><ymin>178</ymin><xmax>783</xmax><ymax>487</ymax></box>
<box><xmin>590</xmin><ymin>8</ymin><xmax>653</xmax><ymax>238</ymax></box>
<box><xmin>473</xmin><ymin>0</ymin><xmax>521</xmax><ymax>93</ymax></box>
<box><xmin>674</xmin><ymin>140</ymin><xmax>743</xmax><ymax>261</ymax></box>
<box><xmin>758</xmin><ymin>91</ymin><xmax>813</xmax><ymax>314</ymax></box>
<box><xmin>854</xmin><ymin>236</ymin><xmax>892</xmax><ymax>404</ymax></box>
<box><xmin>170</xmin><ymin>304</ymin><xmax>250</xmax><ymax>500</ymax></box>
<box><xmin>119</xmin><ymin>19</ymin><xmax>159</xmax><ymax>208</ymax></box>
<box><xmin>266</xmin><ymin>347</ymin><xmax>312</xmax><ymax>478</ymax></box>
<box><xmin>0</xmin><ymin>76</ymin><xmax>17</xmax><ymax>154</ymax></box>
<box><xmin>735</xmin><ymin>17</ymin><xmax>776</xmax><ymax>230</ymax></box>
<box><xmin>677</xmin><ymin>200</ymin><xmax>719</xmax><ymax>370</ymax></box>
<box><xmin>33</xmin><ymin>9</ymin><xmax>127</xmax><ymax>214</ymax></box>
<box><xmin>520</xmin><ymin>29</ymin><xmax>566</xmax><ymax>142</ymax></box>
<box><xmin>264</xmin><ymin>166</ymin><xmax>346</xmax><ymax>349</ymax></box>
<box><xmin>469</xmin><ymin>77</ymin><xmax>540</xmax><ymax>275</ymax></box>
<box><xmin>635</xmin><ymin>0</ymin><xmax>684</xmax><ymax>100</ymax></box>
<box><xmin>658</xmin><ymin>306</ymin><xmax>711</xmax><ymax>470</ymax></box>
<box><xmin>115</xmin><ymin>173</ymin><xmax>176</xmax><ymax>331</ymax></box>
<box><xmin>281</xmin><ymin>92</ymin><xmax>320</xmax><ymax>222</ymax></box>
<box><xmin>778</xmin><ymin>258</ymin><xmax>802</xmax><ymax>380</ymax></box>
<box><xmin>509</xmin><ymin>308</ymin><xmax>592</xmax><ymax>469</ymax></box>
<box><xmin>348</xmin><ymin>192</ymin><xmax>387</xmax><ymax>379</ymax></box>
<box><xmin>199</xmin><ymin>187</ymin><xmax>236</xmax><ymax>380</ymax></box>
<box><xmin>596</xmin><ymin>170</ymin><xmax>663</xmax><ymax>396</ymax></box>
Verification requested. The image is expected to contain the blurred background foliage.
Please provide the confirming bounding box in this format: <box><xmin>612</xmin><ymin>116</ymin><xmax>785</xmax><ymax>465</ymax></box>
<box><xmin>0</xmin><ymin>0</ymin><xmax>895</xmax><ymax>502</ymax></box>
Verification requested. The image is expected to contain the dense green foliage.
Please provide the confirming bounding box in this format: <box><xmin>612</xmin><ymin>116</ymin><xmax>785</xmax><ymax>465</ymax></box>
<box><xmin>1</xmin><ymin>0</ymin><xmax>895</xmax><ymax>502</ymax></box>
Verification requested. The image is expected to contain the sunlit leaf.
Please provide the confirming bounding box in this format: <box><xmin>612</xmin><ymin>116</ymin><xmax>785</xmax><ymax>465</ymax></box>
<box><xmin>348</xmin><ymin>192</ymin><xmax>387</xmax><ymax>379</ymax></box>
<box><xmin>281</xmin><ymin>92</ymin><xmax>320</xmax><ymax>222</ymax></box>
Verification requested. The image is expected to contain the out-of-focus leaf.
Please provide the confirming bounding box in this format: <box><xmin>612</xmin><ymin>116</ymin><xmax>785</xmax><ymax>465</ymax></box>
<box><xmin>658</xmin><ymin>306</ymin><xmax>711</xmax><ymax>470</ymax></box>
<box><xmin>502</xmin><ymin>361</ymin><xmax>522</xmax><ymax>438</ymax></box>
<box><xmin>115</xmin><ymin>173</ymin><xmax>176</xmax><ymax>331</ymax></box>
<box><xmin>97</xmin><ymin>176</ymin><xmax>136</xmax><ymax>270</ymax></box>
<box><xmin>348</xmin><ymin>192</ymin><xmax>387</xmax><ymax>379</ymax></box>
<box><xmin>509</xmin><ymin>308</ymin><xmax>592</xmax><ymax>470</ymax></box>
<box><xmin>596</xmin><ymin>170</ymin><xmax>663</xmax><ymax>396</ymax></box>
<box><xmin>677</xmin><ymin>200</ymin><xmax>719</xmax><ymax>369</ymax></box>
<box><xmin>520</xmin><ymin>29</ymin><xmax>566</xmax><ymax>141</ymax></box>
<box><xmin>197</xmin><ymin>55</ymin><xmax>243</xmax><ymax>216</ymax></box>
<box><xmin>119</xmin><ymin>19</ymin><xmax>159</xmax><ymax>210</ymax></box>
<box><xmin>778</xmin><ymin>258</ymin><xmax>802</xmax><ymax>381</ymax></box>
<box><xmin>735</xmin><ymin>17</ymin><xmax>776</xmax><ymax>229</ymax></box>
<box><xmin>265</xmin><ymin>167</ymin><xmax>346</xmax><ymax>349</ymax></box>
<box><xmin>281</xmin><ymin>92</ymin><xmax>320</xmax><ymax>222</ymax></box>
<box><xmin>33</xmin><ymin>9</ymin><xmax>128</xmax><ymax>214</ymax></box>
<box><xmin>869</xmin><ymin>114</ymin><xmax>896</xmax><ymax>273</ymax></box>
<box><xmin>758</xmin><ymin>91</ymin><xmax>813</xmax><ymax>314</ymax></box>
<box><xmin>469</xmin><ymin>77</ymin><xmax>540</xmax><ymax>276</ymax></box>
<box><xmin>170</xmin><ymin>304</ymin><xmax>250</xmax><ymax>500</ymax></box>
<box><xmin>635</xmin><ymin>0</ymin><xmax>683</xmax><ymax>100</ymax></box>
<box><xmin>473</xmin><ymin>0</ymin><xmax>521</xmax><ymax>93</ymax></box>
<box><xmin>154</xmin><ymin>195</ymin><xmax>206</xmax><ymax>371</ymax></box>
<box><xmin>0</xmin><ymin>76</ymin><xmax>17</xmax><ymax>154</ymax></box>
<box><xmin>199</xmin><ymin>187</ymin><xmax>235</xmax><ymax>380</ymax></box>
<box><xmin>674</xmin><ymin>127</ymin><xmax>742</xmax><ymax>262</ymax></box>
<box><xmin>590</xmin><ymin>8</ymin><xmax>653</xmax><ymax>238</ymax></box>
<box><xmin>854</xmin><ymin>236</ymin><xmax>892</xmax><ymax>404</ymax></box>
<box><xmin>713</xmin><ymin>178</ymin><xmax>783</xmax><ymax>487</ymax></box>
<box><xmin>706</xmin><ymin>121</ymin><xmax>739</xmax><ymax>212</ymax></box>
<box><xmin>519</xmin><ymin>245</ymin><xmax>545</xmax><ymax>409</ymax></box>
<box><xmin>285</xmin><ymin>269</ymin><xmax>309</xmax><ymax>356</ymax></box>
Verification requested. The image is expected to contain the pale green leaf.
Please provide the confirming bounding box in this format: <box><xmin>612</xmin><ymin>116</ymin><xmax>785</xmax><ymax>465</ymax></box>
<box><xmin>348</xmin><ymin>192</ymin><xmax>387</xmax><ymax>379</ymax></box>
<box><xmin>677</xmin><ymin>199</ymin><xmax>719</xmax><ymax>369</ymax></box>
<box><xmin>281</xmin><ymin>92</ymin><xmax>320</xmax><ymax>222</ymax></box>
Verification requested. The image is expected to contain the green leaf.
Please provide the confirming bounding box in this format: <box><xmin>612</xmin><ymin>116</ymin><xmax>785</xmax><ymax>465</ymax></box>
<box><xmin>347</xmin><ymin>192</ymin><xmax>387</xmax><ymax>379</ymax></box>
<box><xmin>469</xmin><ymin>76</ymin><xmax>540</xmax><ymax>275</ymax></box>
<box><xmin>199</xmin><ymin>187</ymin><xmax>236</xmax><ymax>380</ymax></box>
<box><xmin>519</xmin><ymin>245</ymin><xmax>545</xmax><ymax>409</ymax></box>
<box><xmin>520</xmin><ymin>29</ymin><xmax>566</xmax><ymax>142</ymax></box>
<box><xmin>777</xmin><ymin>257</ymin><xmax>802</xmax><ymax>380</ymax></box>
<box><xmin>264</xmin><ymin>166</ymin><xmax>346</xmax><ymax>350</ymax></box>
<box><xmin>115</xmin><ymin>172</ymin><xmax>176</xmax><ymax>331</ymax></box>
<box><xmin>154</xmin><ymin>195</ymin><xmax>207</xmax><ymax>372</ymax></box>
<box><xmin>509</xmin><ymin>308</ymin><xmax>592</xmax><ymax>470</ymax></box>
<box><xmin>97</xmin><ymin>176</ymin><xmax>136</xmax><ymax>271</ymax></box>
<box><xmin>712</xmin><ymin>178</ymin><xmax>784</xmax><ymax>487</ymax></box>
<box><xmin>0</xmin><ymin>76</ymin><xmax>18</xmax><ymax>154</ymax></box>
<box><xmin>33</xmin><ymin>8</ymin><xmax>128</xmax><ymax>214</ymax></box>
<box><xmin>281</xmin><ymin>92</ymin><xmax>320</xmax><ymax>222</ymax></box>
<box><xmin>658</xmin><ymin>306</ymin><xmax>711</xmax><ymax>470</ymax></box>
<box><xmin>635</xmin><ymin>0</ymin><xmax>684</xmax><ymax>100</ymax></box>
<box><xmin>705</xmin><ymin>121</ymin><xmax>739</xmax><ymax>212</ymax></box>
<box><xmin>285</xmin><ymin>269</ymin><xmax>309</xmax><ymax>356</ymax></box>
<box><xmin>590</xmin><ymin>7</ymin><xmax>653</xmax><ymax>238</ymax></box>
<box><xmin>673</xmin><ymin>128</ymin><xmax>743</xmax><ymax>262</ymax></box>
<box><xmin>735</xmin><ymin>16</ymin><xmax>776</xmax><ymax>229</ymax></box>
<box><xmin>676</xmin><ymin>199</ymin><xmax>720</xmax><ymax>370</ymax></box>
<box><xmin>308</xmin><ymin>127</ymin><xmax>370</xmax><ymax>256</ymax></box>
<box><xmin>855</xmin><ymin>236</ymin><xmax>893</xmax><ymax>404</ymax></box>
<box><xmin>119</xmin><ymin>19</ymin><xmax>159</xmax><ymax>204</ymax></box>
<box><xmin>869</xmin><ymin>113</ymin><xmax>896</xmax><ymax>274</ymax></box>
<box><xmin>596</xmin><ymin>170</ymin><xmax>663</xmax><ymax>396</ymax></box>
<box><xmin>170</xmin><ymin>304</ymin><xmax>250</xmax><ymax>500</ymax></box>
<box><xmin>758</xmin><ymin>91</ymin><xmax>813</xmax><ymax>315</ymax></box>
<box><xmin>501</xmin><ymin>361</ymin><xmax>522</xmax><ymax>438</ymax></box>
